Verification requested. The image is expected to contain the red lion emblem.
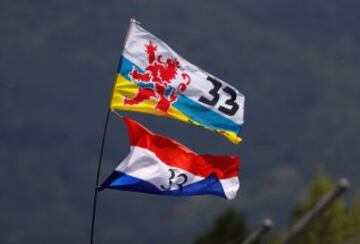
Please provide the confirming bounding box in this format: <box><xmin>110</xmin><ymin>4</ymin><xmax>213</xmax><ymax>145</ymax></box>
<box><xmin>124</xmin><ymin>41</ymin><xmax>191</xmax><ymax>112</ymax></box>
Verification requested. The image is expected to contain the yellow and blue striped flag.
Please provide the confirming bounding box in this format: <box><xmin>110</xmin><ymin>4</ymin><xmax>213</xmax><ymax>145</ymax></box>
<box><xmin>110</xmin><ymin>20</ymin><xmax>245</xmax><ymax>143</ymax></box>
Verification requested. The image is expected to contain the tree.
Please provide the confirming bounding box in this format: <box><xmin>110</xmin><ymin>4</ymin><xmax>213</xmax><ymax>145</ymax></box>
<box><xmin>267</xmin><ymin>173</ymin><xmax>360</xmax><ymax>244</ymax></box>
<box><xmin>342</xmin><ymin>196</ymin><xmax>360</xmax><ymax>243</ymax></box>
<box><xmin>289</xmin><ymin>173</ymin><xmax>346</xmax><ymax>244</ymax></box>
<box><xmin>194</xmin><ymin>209</ymin><xmax>249</xmax><ymax>244</ymax></box>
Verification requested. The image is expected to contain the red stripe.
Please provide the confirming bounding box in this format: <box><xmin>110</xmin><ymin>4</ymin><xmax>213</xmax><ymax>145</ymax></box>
<box><xmin>123</xmin><ymin>117</ymin><xmax>240</xmax><ymax>179</ymax></box>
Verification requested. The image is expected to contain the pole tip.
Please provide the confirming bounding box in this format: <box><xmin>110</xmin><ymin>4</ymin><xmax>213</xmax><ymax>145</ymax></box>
<box><xmin>338</xmin><ymin>178</ymin><xmax>350</xmax><ymax>189</ymax></box>
<box><xmin>130</xmin><ymin>18</ymin><xmax>140</xmax><ymax>24</ymax></box>
<box><xmin>263</xmin><ymin>218</ymin><xmax>273</xmax><ymax>229</ymax></box>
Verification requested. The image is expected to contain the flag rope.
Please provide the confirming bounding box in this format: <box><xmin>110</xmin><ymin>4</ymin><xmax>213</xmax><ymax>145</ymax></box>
<box><xmin>112</xmin><ymin>109</ymin><xmax>123</xmax><ymax>119</ymax></box>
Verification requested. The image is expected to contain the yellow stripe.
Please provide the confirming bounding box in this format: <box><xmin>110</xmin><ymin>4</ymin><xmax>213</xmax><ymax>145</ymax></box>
<box><xmin>110</xmin><ymin>74</ymin><xmax>191</xmax><ymax>120</ymax></box>
<box><xmin>110</xmin><ymin>74</ymin><xmax>242</xmax><ymax>144</ymax></box>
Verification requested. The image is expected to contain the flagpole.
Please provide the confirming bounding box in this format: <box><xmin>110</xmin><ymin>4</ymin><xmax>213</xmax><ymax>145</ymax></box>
<box><xmin>89</xmin><ymin>18</ymin><xmax>138</xmax><ymax>244</ymax></box>
<box><xmin>90</xmin><ymin>108</ymin><xmax>111</xmax><ymax>244</ymax></box>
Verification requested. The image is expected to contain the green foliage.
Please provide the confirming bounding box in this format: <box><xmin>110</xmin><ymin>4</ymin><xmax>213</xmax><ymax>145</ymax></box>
<box><xmin>266</xmin><ymin>231</ymin><xmax>285</xmax><ymax>244</ymax></box>
<box><xmin>343</xmin><ymin>197</ymin><xmax>360</xmax><ymax>241</ymax></box>
<box><xmin>199</xmin><ymin>174</ymin><xmax>360</xmax><ymax>244</ymax></box>
<box><xmin>267</xmin><ymin>175</ymin><xmax>360</xmax><ymax>244</ymax></box>
<box><xmin>290</xmin><ymin>173</ymin><xmax>346</xmax><ymax>244</ymax></box>
<box><xmin>194</xmin><ymin>209</ymin><xmax>249</xmax><ymax>244</ymax></box>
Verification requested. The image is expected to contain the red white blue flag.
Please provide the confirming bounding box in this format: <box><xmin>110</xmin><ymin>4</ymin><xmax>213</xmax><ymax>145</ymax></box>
<box><xmin>100</xmin><ymin>117</ymin><xmax>240</xmax><ymax>199</ymax></box>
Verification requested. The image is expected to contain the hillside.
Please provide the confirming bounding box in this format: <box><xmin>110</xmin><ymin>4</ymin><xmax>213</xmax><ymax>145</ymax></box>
<box><xmin>1</xmin><ymin>0</ymin><xmax>359</xmax><ymax>243</ymax></box>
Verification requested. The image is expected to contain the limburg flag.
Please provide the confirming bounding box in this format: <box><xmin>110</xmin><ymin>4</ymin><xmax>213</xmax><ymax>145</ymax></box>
<box><xmin>110</xmin><ymin>19</ymin><xmax>245</xmax><ymax>144</ymax></box>
<box><xmin>100</xmin><ymin>117</ymin><xmax>240</xmax><ymax>199</ymax></box>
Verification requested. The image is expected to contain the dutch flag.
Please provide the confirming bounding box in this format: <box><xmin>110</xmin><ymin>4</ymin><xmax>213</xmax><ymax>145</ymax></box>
<box><xmin>100</xmin><ymin>117</ymin><xmax>240</xmax><ymax>200</ymax></box>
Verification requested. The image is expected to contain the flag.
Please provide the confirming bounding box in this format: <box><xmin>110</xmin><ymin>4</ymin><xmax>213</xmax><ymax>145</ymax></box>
<box><xmin>100</xmin><ymin>117</ymin><xmax>240</xmax><ymax>200</ymax></box>
<box><xmin>110</xmin><ymin>19</ymin><xmax>245</xmax><ymax>144</ymax></box>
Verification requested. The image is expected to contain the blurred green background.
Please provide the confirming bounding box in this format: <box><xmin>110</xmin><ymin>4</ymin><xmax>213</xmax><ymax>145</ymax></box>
<box><xmin>1</xmin><ymin>0</ymin><xmax>359</xmax><ymax>243</ymax></box>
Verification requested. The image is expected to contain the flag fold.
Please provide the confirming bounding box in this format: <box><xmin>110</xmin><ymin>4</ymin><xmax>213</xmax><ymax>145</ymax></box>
<box><xmin>100</xmin><ymin>117</ymin><xmax>240</xmax><ymax>199</ymax></box>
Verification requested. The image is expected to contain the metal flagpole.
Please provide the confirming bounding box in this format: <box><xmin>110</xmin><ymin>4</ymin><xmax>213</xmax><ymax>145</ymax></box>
<box><xmin>90</xmin><ymin>108</ymin><xmax>111</xmax><ymax>244</ymax></box>
<box><xmin>242</xmin><ymin>218</ymin><xmax>273</xmax><ymax>244</ymax></box>
<box><xmin>89</xmin><ymin>18</ymin><xmax>138</xmax><ymax>244</ymax></box>
<box><xmin>283</xmin><ymin>178</ymin><xmax>350</xmax><ymax>244</ymax></box>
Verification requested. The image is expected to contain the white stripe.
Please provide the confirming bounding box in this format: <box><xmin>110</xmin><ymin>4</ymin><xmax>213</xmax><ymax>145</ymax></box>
<box><xmin>116</xmin><ymin>146</ymin><xmax>204</xmax><ymax>191</ymax></box>
<box><xmin>116</xmin><ymin>146</ymin><xmax>240</xmax><ymax>198</ymax></box>
<box><xmin>220</xmin><ymin>177</ymin><xmax>240</xmax><ymax>200</ymax></box>
<box><xmin>123</xmin><ymin>22</ymin><xmax>244</xmax><ymax>125</ymax></box>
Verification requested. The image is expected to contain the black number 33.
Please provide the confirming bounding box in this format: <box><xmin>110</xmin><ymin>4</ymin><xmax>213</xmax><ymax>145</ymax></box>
<box><xmin>160</xmin><ymin>169</ymin><xmax>188</xmax><ymax>191</ymax></box>
<box><xmin>198</xmin><ymin>76</ymin><xmax>239</xmax><ymax>116</ymax></box>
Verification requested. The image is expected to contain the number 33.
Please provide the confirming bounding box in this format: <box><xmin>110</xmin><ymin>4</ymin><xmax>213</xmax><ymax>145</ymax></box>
<box><xmin>198</xmin><ymin>76</ymin><xmax>239</xmax><ymax>116</ymax></box>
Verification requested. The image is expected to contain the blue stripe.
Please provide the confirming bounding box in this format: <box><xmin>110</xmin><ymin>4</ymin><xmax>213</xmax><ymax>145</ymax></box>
<box><xmin>173</xmin><ymin>95</ymin><xmax>241</xmax><ymax>134</ymax></box>
<box><xmin>117</xmin><ymin>55</ymin><xmax>154</xmax><ymax>88</ymax></box>
<box><xmin>117</xmin><ymin>56</ymin><xmax>135</xmax><ymax>81</ymax></box>
<box><xmin>100</xmin><ymin>171</ymin><xmax>227</xmax><ymax>199</ymax></box>
<box><xmin>117</xmin><ymin>55</ymin><xmax>241</xmax><ymax>134</ymax></box>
